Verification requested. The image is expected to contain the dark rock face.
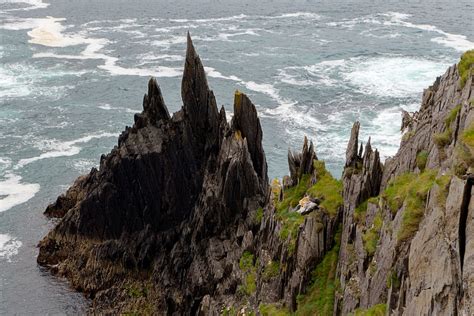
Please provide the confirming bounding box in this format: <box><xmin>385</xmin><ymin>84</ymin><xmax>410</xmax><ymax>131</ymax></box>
<box><xmin>38</xmin><ymin>35</ymin><xmax>268</xmax><ymax>314</ymax></box>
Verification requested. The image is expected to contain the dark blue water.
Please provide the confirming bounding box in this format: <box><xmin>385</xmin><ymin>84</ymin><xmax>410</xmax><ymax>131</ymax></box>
<box><xmin>1</xmin><ymin>0</ymin><xmax>473</xmax><ymax>313</ymax></box>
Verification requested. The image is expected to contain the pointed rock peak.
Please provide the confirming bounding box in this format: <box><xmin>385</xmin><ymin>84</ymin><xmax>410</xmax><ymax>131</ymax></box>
<box><xmin>185</xmin><ymin>32</ymin><xmax>197</xmax><ymax>61</ymax></box>
<box><xmin>232</xmin><ymin>90</ymin><xmax>258</xmax><ymax>132</ymax></box>
<box><xmin>288</xmin><ymin>135</ymin><xmax>317</xmax><ymax>184</ymax></box>
<box><xmin>144</xmin><ymin>78</ymin><xmax>170</xmax><ymax>123</ymax></box>
<box><xmin>134</xmin><ymin>78</ymin><xmax>170</xmax><ymax>129</ymax></box>
<box><xmin>181</xmin><ymin>32</ymin><xmax>212</xmax><ymax>116</ymax></box>
<box><xmin>346</xmin><ymin>121</ymin><xmax>360</xmax><ymax>167</ymax></box>
<box><xmin>302</xmin><ymin>135</ymin><xmax>309</xmax><ymax>152</ymax></box>
<box><xmin>358</xmin><ymin>142</ymin><xmax>364</xmax><ymax>157</ymax></box>
<box><xmin>181</xmin><ymin>33</ymin><xmax>219</xmax><ymax>148</ymax></box>
<box><xmin>364</xmin><ymin>137</ymin><xmax>373</xmax><ymax>158</ymax></box>
<box><xmin>231</xmin><ymin>90</ymin><xmax>267</xmax><ymax>181</ymax></box>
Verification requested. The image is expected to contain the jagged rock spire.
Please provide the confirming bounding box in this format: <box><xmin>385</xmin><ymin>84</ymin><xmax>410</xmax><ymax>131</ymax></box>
<box><xmin>231</xmin><ymin>91</ymin><xmax>268</xmax><ymax>183</ymax></box>
<box><xmin>288</xmin><ymin>136</ymin><xmax>317</xmax><ymax>184</ymax></box>
<box><xmin>346</xmin><ymin>122</ymin><xmax>360</xmax><ymax>168</ymax></box>
<box><xmin>181</xmin><ymin>33</ymin><xmax>219</xmax><ymax>149</ymax></box>
<box><xmin>343</xmin><ymin>122</ymin><xmax>383</xmax><ymax>204</ymax></box>
<box><xmin>133</xmin><ymin>78</ymin><xmax>170</xmax><ymax>129</ymax></box>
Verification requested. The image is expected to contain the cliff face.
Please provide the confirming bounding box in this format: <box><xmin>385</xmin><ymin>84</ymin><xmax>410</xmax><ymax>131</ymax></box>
<box><xmin>336</xmin><ymin>55</ymin><xmax>474</xmax><ymax>315</ymax></box>
<box><xmin>39</xmin><ymin>34</ymin><xmax>267</xmax><ymax>314</ymax></box>
<box><xmin>38</xmin><ymin>37</ymin><xmax>474</xmax><ymax>315</ymax></box>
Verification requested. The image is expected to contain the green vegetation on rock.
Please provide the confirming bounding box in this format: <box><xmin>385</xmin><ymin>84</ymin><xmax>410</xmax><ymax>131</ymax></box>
<box><xmin>445</xmin><ymin>104</ymin><xmax>461</xmax><ymax>128</ymax></box>
<box><xmin>382</xmin><ymin>170</ymin><xmax>437</xmax><ymax>242</ymax></box>
<box><xmin>354</xmin><ymin>200</ymin><xmax>369</xmax><ymax>223</ymax></box>
<box><xmin>434</xmin><ymin>130</ymin><xmax>451</xmax><ymax>148</ymax></box>
<box><xmin>307</xmin><ymin>160</ymin><xmax>343</xmax><ymax>218</ymax></box>
<box><xmin>255</xmin><ymin>207</ymin><xmax>264</xmax><ymax>224</ymax></box>
<box><xmin>295</xmin><ymin>227</ymin><xmax>341</xmax><ymax>316</ymax></box>
<box><xmin>386</xmin><ymin>270</ymin><xmax>400</xmax><ymax>290</ymax></box>
<box><xmin>434</xmin><ymin>104</ymin><xmax>462</xmax><ymax>149</ymax></box>
<box><xmin>276</xmin><ymin>160</ymin><xmax>342</xmax><ymax>253</ymax></box>
<box><xmin>402</xmin><ymin>130</ymin><xmax>415</xmax><ymax>142</ymax></box>
<box><xmin>459</xmin><ymin>50</ymin><xmax>474</xmax><ymax>88</ymax></box>
<box><xmin>259</xmin><ymin>303</ymin><xmax>290</xmax><ymax>316</ymax></box>
<box><xmin>276</xmin><ymin>174</ymin><xmax>308</xmax><ymax>251</ymax></box>
<box><xmin>362</xmin><ymin>211</ymin><xmax>383</xmax><ymax>256</ymax></box>
<box><xmin>263</xmin><ymin>260</ymin><xmax>280</xmax><ymax>280</ymax></box>
<box><xmin>238</xmin><ymin>251</ymin><xmax>257</xmax><ymax>296</ymax></box>
<box><xmin>462</xmin><ymin>122</ymin><xmax>474</xmax><ymax>147</ymax></box>
<box><xmin>435</xmin><ymin>174</ymin><xmax>452</xmax><ymax>206</ymax></box>
<box><xmin>353</xmin><ymin>303</ymin><xmax>387</xmax><ymax>316</ymax></box>
<box><xmin>416</xmin><ymin>150</ymin><xmax>429</xmax><ymax>171</ymax></box>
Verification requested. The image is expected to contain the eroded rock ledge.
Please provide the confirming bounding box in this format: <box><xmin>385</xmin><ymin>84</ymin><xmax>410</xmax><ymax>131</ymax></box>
<box><xmin>38</xmin><ymin>39</ymin><xmax>474</xmax><ymax>315</ymax></box>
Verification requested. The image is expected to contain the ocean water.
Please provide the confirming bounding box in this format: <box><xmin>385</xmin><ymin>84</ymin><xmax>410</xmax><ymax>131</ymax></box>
<box><xmin>0</xmin><ymin>0</ymin><xmax>473</xmax><ymax>312</ymax></box>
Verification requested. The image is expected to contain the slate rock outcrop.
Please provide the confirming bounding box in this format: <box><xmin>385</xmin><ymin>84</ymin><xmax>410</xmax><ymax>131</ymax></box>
<box><xmin>38</xmin><ymin>34</ymin><xmax>269</xmax><ymax>314</ymax></box>
<box><xmin>38</xmin><ymin>36</ymin><xmax>474</xmax><ymax>315</ymax></box>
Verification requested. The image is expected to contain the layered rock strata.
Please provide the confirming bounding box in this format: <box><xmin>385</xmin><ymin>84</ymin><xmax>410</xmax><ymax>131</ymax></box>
<box><xmin>38</xmin><ymin>36</ymin><xmax>474</xmax><ymax>315</ymax></box>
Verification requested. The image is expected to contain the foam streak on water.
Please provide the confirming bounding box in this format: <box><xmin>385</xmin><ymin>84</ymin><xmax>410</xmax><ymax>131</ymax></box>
<box><xmin>0</xmin><ymin>234</ymin><xmax>22</xmax><ymax>261</ymax></box>
<box><xmin>0</xmin><ymin>173</ymin><xmax>40</xmax><ymax>213</ymax></box>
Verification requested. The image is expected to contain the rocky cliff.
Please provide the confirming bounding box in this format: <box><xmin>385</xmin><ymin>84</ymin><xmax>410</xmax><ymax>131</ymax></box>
<box><xmin>38</xmin><ymin>38</ymin><xmax>474</xmax><ymax>315</ymax></box>
<box><xmin>335</xmin><ymin>50</ymin><xmax>474</xmax><ymax>315</ymax></box>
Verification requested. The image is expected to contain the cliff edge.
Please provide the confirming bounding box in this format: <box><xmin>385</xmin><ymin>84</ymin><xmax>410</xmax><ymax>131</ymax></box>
<box><xmin>38</xmin><ymin>39</ymin><xmax>474</xmax><ymax>315</ymax></box>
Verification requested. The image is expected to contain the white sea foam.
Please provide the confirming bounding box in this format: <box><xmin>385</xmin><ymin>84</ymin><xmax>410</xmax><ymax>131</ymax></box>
<box><xmin>362</xmin><ymin>106</ymin><xmax>406</xmax><ymax>159</ymax></box>
<box><xmin>169</xmin><ymin>14</ymin><xmax>247</xmax><ymax>23</ymax></box>
<box><xmin>0</xmin><ymin>173</ymin><xmax>40</xmax><ymax>213</ymax></box>
<box><xmin>71</xmin><ymin>158</ymin><xmax>97</xmax><ymax>173</ymax></box>
<box><xmin>327</xmin><ymin>12</ymin><xmax>474</xmax><ymax>52</ymax></box>
<box><xmin>16</xmin><ymin>132</ymin><xmax>117</xmax><ymax>168</ymax></box>
<box><xmin>0</xmin><ymin>158</ymin><xmax>12</xmax><ymax>172</ymax></box>
<box><xmin>0</xmin><ymin>0</ymin><xmax>49</xmax><ymax>11</ymax></box>
<box><xmin>12</xmin><ymin>17</ymin><xmax>177</xmax><ymax>78</ymax></box>
<box><xmin>98</xmin><ymin>104</ymin><xmax>136</xmax><ymax>113</ymax></box>
<box><xmin>343</xmin><ymin>56</ymin><xmax>449</xmax><ymax>98</ymax></box>
<box><xmin>278</xmin><ymin>59</ymin><xmax>344</xmax><ymax>87</ymax></box>
<box><xmin>0</xmin><ymin>62</ymin><xmax>84</xmax><ymax>99</ymax></box>
<box><xmin>0</xmin><ymin>234</ymin><xmax>22</xmax><ymax>262</ymax></box>
<box><xmin>151</xmin><ymin>35</ymin><xmax>188</xmax><ymax>47</ymax></box>
<box><xmin>137</xmin><ymin>53</ymin><xmax>184</xmax><ymax>62</ymax></box>
<box><xmin>205</xmin><ymin>67</ymin><xmax>242</xmax><ymax>82</ymax></box>
<box><xmin>269</xmin><ymin>12</ymin><xmax>320</xmax><ymax>19</ymax></box>
<box><xmin>282</xmin><ymin>56</ymin><xmax>449</xmax><ymax>97</ymax></box>
<box><xmin>383</xmin><ymin>12</ymin><xmax>474</xmax><ymax>52</ymax></box>
<box><xmin>99</xmin><ymin>59</ymin><xmax>182</xmax><ymax>77</ymax></box>
<box><xmin>0</xmin><ymin>64</ymin><xmax>31</xmax><ymax>98</ymax></box>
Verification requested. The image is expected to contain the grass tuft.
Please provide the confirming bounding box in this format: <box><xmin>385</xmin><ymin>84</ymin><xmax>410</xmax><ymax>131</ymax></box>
<box><xmin>259</xmin><ymin>304</ymin><xmax>290</xmax><ymax>316</ymax></box>
<box><xmin>354</xmin><ymin>303</ymin><xmax>387</xmax><ymax>316</ymax></box>
<box><xmin>295</xmin><ymin>227</ymin><xmax>341</xmax><ymax>316</ymax></box>
<box><xmin>416</xmin><ymin>150</ymin><xmax>429</xmax><ymax>171</ymax></box>
<box><xmin>462</xmin><ymin>122</ymin><xmax>474</xmax><ymax>148</ymax></box>
<box><xmin>354</xmin><ymin>200</ymin><xmax>368</xmax><ymax>223</ymax></box>
<box><xmin>434</xmin><ymin>130</ymin><xmax>451</xmax><ymax>148</ymax></box>
<box><xmin>362</xmin><ymin>211</ymin><xmax>383</xmax><ymax>256</ymax></box>
<box><xmin>382</xmin><ymin>170</ymin><xmax>437</xmax><ymax>242</ymax></box>
<box><xmin>307</xmin><ymin>160</ymin><xmax>343</xmax><ymax>218</ymax></box>
<box><xmin>255</xmin><ymin>207</ymin><xmax>263</xmax><ymax>224</ymax></box>
<box><xmin>445</xmin><ymin>105</ymin><xmax>461</xmax><ymax>128</ymax></box>
<box><xmin>459</xmin><ymin>50</ymin><xmax>474</xmax><ymax>88</ymax></box>
<box><xmin>238</xmin><ymin>251</ymin><xmax>257</xmax><ymax>296</ymax></box>
<box><xmin>263</xmin><ymin>260</ymin><xmax>280</xmax><ymax>281</ymax></box>
<box><xmin>435</xmin><ymin>174</ymin><xmax>452</xmax><ymax>207</ymax></box>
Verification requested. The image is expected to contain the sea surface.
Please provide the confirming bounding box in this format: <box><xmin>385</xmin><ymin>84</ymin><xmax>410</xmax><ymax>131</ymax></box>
<box><xmin>0</xmin><ymin>0</ymin><xmax>473</xmax><ymax>313</ymax></box>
